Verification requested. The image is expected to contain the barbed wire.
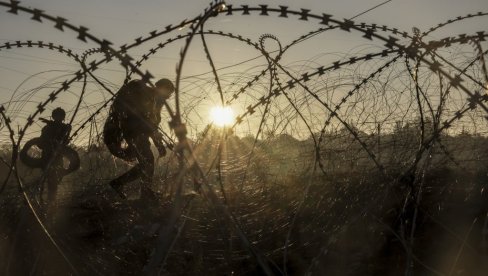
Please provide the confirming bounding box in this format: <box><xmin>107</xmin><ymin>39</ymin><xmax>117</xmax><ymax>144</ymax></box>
<box><xmin>1</xmin><ymin>1</ymin><xmax>488</xmax><ymax>275</ymax></box>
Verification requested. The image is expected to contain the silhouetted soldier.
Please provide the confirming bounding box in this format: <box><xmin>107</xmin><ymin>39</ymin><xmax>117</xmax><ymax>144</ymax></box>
<box><xmin>38</xmin><ymin>107</ymin><xmax>72</xmax><ymax>204</ymax></box>
<box><xmin>105</xmin><ymin>78</ymin><xmax>174</xmax><ymax>200</ymax></box>
<box><xmin>20</xmin><ymin>107</ymin><xmax>79</xmax><ymax>211</ymax></box>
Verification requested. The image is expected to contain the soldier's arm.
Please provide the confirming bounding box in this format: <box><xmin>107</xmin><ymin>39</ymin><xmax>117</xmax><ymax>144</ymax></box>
<box><xmin>39</xmin><ymin>117</ymin><xmax>50</xmax><ymax>123</ymax></box>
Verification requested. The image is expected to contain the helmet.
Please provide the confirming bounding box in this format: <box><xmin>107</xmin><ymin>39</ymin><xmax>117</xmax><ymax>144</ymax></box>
<box><xmin>155</xmin><ymin>78</ymin><xmax>175</xmax><ymax>100</ymax></box>
<box><xmin>52</xmin><ymin>107</ymin><xmax>66</xmax><ymax>121</ymax></box>
<box><xmin>155</xmin><ymin>78</ymin><xmax>175</xmax><ymax>91</ymax></box>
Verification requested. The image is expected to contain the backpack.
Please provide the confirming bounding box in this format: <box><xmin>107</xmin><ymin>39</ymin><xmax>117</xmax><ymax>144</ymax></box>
<box><xmin>103</xmin><ymin>80</ymin><xmax>148</xmax><ymax>161</ymax></box>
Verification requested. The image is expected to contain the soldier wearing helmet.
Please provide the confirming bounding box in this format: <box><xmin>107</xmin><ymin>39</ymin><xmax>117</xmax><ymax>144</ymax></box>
<box><xmin>38</xmin><ymin>107</ymin><xmax>72</xmax><ymax>206</ymax></box>
<box><xmin>105</xmin><ymin>78</ymin><xmax>174</xmax><ymax>201</ymax></box>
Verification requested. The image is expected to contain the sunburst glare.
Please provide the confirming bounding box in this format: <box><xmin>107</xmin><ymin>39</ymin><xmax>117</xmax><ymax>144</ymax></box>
<box><xmin>210</xmin><ymin>106</ymin><xmax>235</xmax><ymax>127</ymax></box>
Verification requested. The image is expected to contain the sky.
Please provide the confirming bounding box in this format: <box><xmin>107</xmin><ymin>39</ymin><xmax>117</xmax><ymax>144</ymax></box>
<box><xmin>1</xmin><ymin>0</ymin><xmax>486</xmax><ymax>39</ymax></box>
<box><xmin>1</xmin><ymin>0</ymin><xmax>487</xmax><ymax>81</ymax></box>
<box><xmin>0</xmin><ymin>0</ymin><xmax>487</xmax><ymax>141</ymax></box>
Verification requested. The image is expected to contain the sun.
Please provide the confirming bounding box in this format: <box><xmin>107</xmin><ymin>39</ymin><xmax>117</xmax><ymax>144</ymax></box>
<box><xmin>210</xmin><ymin>106</ymin><xmax>235</xmax><ymax>127</ymax></box>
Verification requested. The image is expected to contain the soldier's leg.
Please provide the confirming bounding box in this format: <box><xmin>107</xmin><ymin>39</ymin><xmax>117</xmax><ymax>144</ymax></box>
<box><xmin>46</xmin><ymin>161</ymin><xmax>63</xmax><ymax>215</ymax></box>
<box><xmin>109</xmin><ymin>138</ymin><xmax>142</xmax><ymax>199</ymax></box>
<box><xmin>111</xmin><ymin>163</ymin><xmax>142</xmax><ymax>185</ymax></box>
<box><xmin>110</xmin><ymin>135</ymin><xmax>154</xmax><ymax>199</ymax></box>
<box><xmin>133</xmin><ymin>135</ymin><xmax>156</xmax><ymax>199</ymax></box>
<box><xmin>46</xmin><ymin>170</ymin><xmax>58</xmax><ymax>203</ymax></box>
